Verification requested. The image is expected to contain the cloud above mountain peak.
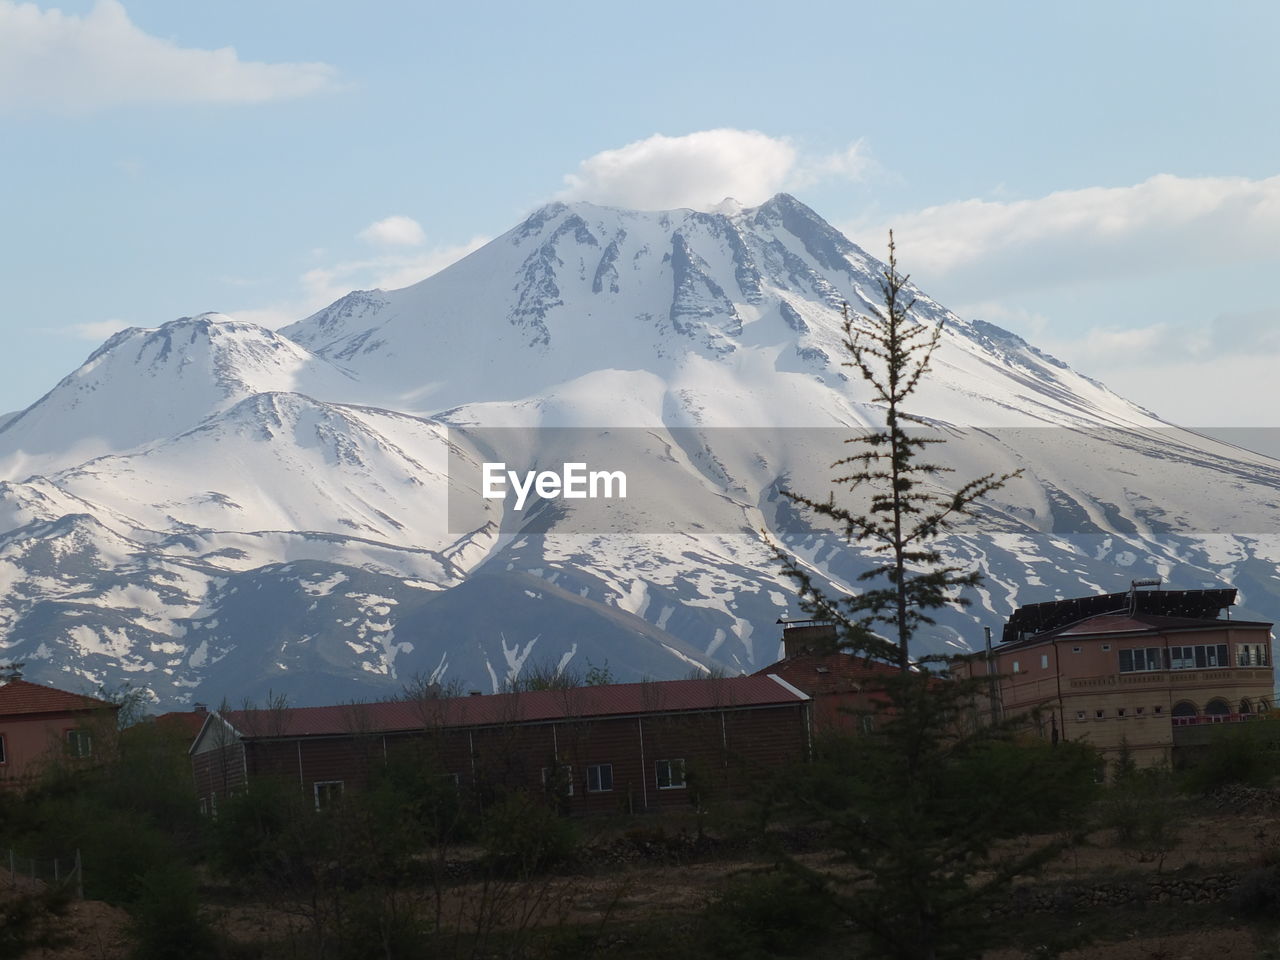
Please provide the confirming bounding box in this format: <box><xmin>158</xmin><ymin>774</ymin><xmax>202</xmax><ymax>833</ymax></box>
<box><xmin>559</xmin><ymin>129</ymin><xmax>870</xmax><ymax>211</ymax></box>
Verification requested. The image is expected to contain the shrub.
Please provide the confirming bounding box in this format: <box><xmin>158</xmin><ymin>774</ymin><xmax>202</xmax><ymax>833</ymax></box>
<box><xmin>480</xmin><ymin>793</ymin><xmax>578</xmax><ymax>876</ymax></box>
<box><xmin>1181</xmin><ymin>722</ymin><xmax>1280</xmax><ymax>795</ymax></box>
<box><xmin>0</xmin><ymin>885</ymin><xmax>71</xmax><ymax>960</ymax></box>
<box><xmin>337</xmin><ymin>890</ymin><xmax>429</xmax><ymax>960</ymax></box>
<box><xmin>128</xmin><ymin>862</ymin><xmax>218</xmax><ymax>960</ymax></box>
<box><xmin>1231</xmin><ymin>864</ymin><xmax>1280</xmax><ymax>918</ymax></box>
<box><xmin>696</xmin><ymin>869</ymin><xmax>836</xmax><ymax>959</ymax></box>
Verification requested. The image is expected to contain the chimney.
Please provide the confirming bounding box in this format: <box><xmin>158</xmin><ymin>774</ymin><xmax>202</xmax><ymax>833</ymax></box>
<box><xmin>778</xmin><ymin>620</ymin><xmax>838</xmax><ymax>659</ymax></box>
<box><xmin>193</xmin><ymin>703</ymin><xmax>208</xmax><ymax>714</ymax></box>
<box><xmin>468</xmin><ymin>690</ymin><xmax>483</xmax><ymax>697</ymax></box>
<box><xmin>0</xmin><ymin>662</ymin><xmax>24</xmax><ymax>684</ymax></box>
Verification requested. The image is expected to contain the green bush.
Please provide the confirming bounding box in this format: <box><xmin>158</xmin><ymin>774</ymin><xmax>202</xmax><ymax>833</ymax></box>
<box><xmin>128</xmin><ymin>862</ymin><xmax>218</xmax><ymax>960</ymax></box>
<box><xmin>207</xmin><ymin>778</ymin><xmax>314</xmax><ymax>884</ymax></box>
<box><xmin>479</xmin><ymin>792</ymin><xmax>578</xmax><ymax>875</ymax></box>
<box><xmin>1101</xmin><ymin>765</ymin><xmax>1182</xmax><ymax>854</ymax></box>
<box><xmin>1231</xmin><ymin>864</ymin><xmax>1280</xmax><ymax>918</ymax></box>
<box><xmin>1181</xmin><ymin>722</ymin><xmax>1280</xmax><ymax>795</ymax></box>
<box><xmin>0</xmin><ymin>885</ymin><xmax>71</xmax><ymax>960</ymax></box>
<box><xmin>696</xmin><ymin>869</ymin><xmax>836</xmax><ymax>959</ymax></box>
<box><xmin>337</xmin><ymin>890</ymin><xmax>429</xmax><ymax>960</ymax></box>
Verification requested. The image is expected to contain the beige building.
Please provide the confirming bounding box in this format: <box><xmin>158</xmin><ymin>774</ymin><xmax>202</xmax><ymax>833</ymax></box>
<box><xmin>956</xmin><ymin>586</ymin><xmax>1275</xmax><ymax>770</ymax></box>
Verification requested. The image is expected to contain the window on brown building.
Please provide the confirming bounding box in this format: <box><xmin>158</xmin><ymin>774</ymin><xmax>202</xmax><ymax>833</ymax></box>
<box><xmin>1170</xmin><ymin>644</ymin><xmax>1230</xmax><ymax>670</ymax></box>
<box><xmin>587</xmin><ymin>763</ymin><xmax>613</xmax><ymax>793</ymax></box>
<box><xmin>541</xmin><ymin>765</ymin><xmax>574</xmax><ymax>797</ymax></box>
<box><xmin>656</xmin><ymin>759</ymin><xmax>686</xmax><ymax>790</ymax></box>
<box><xmin>313</xmin><ymin>781</ymin><xmax>344</xmax><ymax>810</ymax></box>
<box><xmin>66</xmin><ymin>729</ymin><xmax>92</xmax><ymax>759</ymax></box>
<box><xmin>1237</xmin><ymin>643</ymin><xmax>1270</xmax><ymax>667</ymax></box>
<box><xmin>1119</xmin><ymin>647</ymin><xmax>1166</xmax><ymax>673</ymax></box>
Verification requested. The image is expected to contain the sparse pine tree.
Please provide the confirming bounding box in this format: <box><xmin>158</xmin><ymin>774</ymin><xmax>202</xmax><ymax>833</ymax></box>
<box><xmin>780</xmin><ymin>231</ymin><xmax>1016</xmax><ymax>670</ymax></box>
<box><xmin>772</xmin><ymin>233</ymin><xmax>1098</xmax><ymax>960</ymax></box>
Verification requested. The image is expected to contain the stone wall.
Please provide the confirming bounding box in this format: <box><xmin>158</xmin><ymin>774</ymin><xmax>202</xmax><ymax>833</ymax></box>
<box><xmin>992</xmin><ymin>873</ymin><xmax>1239</xmax><ymax>916</ymax></box>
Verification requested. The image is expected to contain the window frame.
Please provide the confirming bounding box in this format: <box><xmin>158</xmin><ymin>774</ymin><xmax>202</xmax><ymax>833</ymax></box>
<box><xmin>313</xmin><ymin>780</ymin><xmax>344</xmax><ymax>811</ymax></box>
<box><xmin>1238</xmin><ymin>643</ymin><xmax>1270</xmax><ymax>667</ymax></box>
<box><xmin>586</xmin><ymin>763</ymin><xmax>614</xmax><ymax>793</ymax></box>
<box><xmin>541</xmin><ymin>764</ymin><xmax>574</xmax><ymax>797</ymax></box>
<box><xmin>1119</xmin><ymin>646</ymin><xmax>1167</xmax><ymax>674</ymax></box>
<box><xmin>1169</xmin><ymin>643</ymin><xmax>1232</xmax><ymax>671</ymax></box>
<box><xmin>655</xmin><ymin>758</ymin><xmax>686</xmax><ymax>790</ymax></box>
<box><xmin>66</xmin><ymin>728</ymin><xmax>93</xmax><ymax>759</ymax></box>
<box><xmin>0</xmin><ymin>732</ymin><xmax>6</xmax><ymax>765</ymax></box>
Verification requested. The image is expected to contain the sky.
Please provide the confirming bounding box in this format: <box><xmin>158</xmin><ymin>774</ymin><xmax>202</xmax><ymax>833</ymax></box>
<box><xmin>2</xmin><ymin>0</ymin><xmax>1278</xmax><ymax>426</ymax></box>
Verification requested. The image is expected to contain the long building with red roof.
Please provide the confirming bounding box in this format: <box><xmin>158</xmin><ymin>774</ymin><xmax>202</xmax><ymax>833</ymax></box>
<box><xmin>191</xmin><ymin>673</ymin><xmax>811</xmax><ymax>814</ymax></box>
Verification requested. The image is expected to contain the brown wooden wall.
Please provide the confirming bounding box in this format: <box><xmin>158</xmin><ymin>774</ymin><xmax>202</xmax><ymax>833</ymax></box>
<box><xmin>192</xmin><ymin>742</ymin><xmax>246</xmax><ymax>807</ymax></box>
<box><xmin>196</xmin><ymin>702</ymin><xmax>809</xmax><ymax>814</ymax></box>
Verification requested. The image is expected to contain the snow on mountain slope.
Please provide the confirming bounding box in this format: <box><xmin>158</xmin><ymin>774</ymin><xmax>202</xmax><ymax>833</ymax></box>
<box><xmin>2</xmin><ymin>194</ymin><xmax>1279</xmax><ymax>705</ymax></box>
<box><xmin>0</xmin><ymin>314</ymin><xmax>357</xmax><ymax>481</ymax></box>
<box><xmin>51</xmin><ymin>393</ymin><xmax>463</xmax><ymax>545</ymax></box>
<box><xmin>283</xmin><ymin>194</ymin><xmax>1159</xmax><ymax>432</ymax></box>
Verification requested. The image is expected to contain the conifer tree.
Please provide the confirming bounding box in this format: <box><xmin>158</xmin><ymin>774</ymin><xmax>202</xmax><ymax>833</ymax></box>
<box><xmin>773</xmin><ymin>234</ymin><xmax>1098</xmax><ymax>960</ymax></box>
<box><xmin>781</xmin><ymin>231</ymin><xmax>1012</xmax><ymax>670</ymax></box>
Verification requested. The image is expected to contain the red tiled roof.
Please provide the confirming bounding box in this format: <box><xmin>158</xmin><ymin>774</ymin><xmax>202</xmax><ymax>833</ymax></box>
<box><xmin>753</xmin><ymin>652</ymin><xmax>900</xmax><ymax>696</ymax></box>
<box><xmin>217</xmin><ymin>675</ymin><xmax>807</xmax><ymax>740</ymax></box>
<box><xmin>153</xmin><ymin>710</ymin><xmax>209</xmax><ymax>740</ymax></box>
<box><xmin>0</xmin><ymin>678</ymin><xmax>116</xmax><ymax>718</ymax></box>
<box><xmin>1048</xmin><ymin>612</ymin><xmax>1270</xmax><ymax>640</ymax></box>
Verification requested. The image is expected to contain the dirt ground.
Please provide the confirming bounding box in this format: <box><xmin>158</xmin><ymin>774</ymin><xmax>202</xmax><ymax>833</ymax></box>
<box><xmin>2</xmin><ymin>876</ymin><xmax>129</xmax><ymax>960</ymax></box>
<box><xmin>13</xmin><ymin>805</ymin><xmax>1280</xmax><ymax>958</ymax></box>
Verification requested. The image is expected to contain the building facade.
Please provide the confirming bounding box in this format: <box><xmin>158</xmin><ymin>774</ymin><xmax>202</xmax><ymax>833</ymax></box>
<box><xmin>753</xmin><ymin>619</ymin><xmax>899</xmax><ymax>735</ymax></box>
<box><xmin>191</xmin><ymin>674</ymin><xmax>811</xmax><ymax>814</ymax></box>
<box><xmin>0</xmin><ymin>674</ymin><xmax>118</xmax><ymax>788</ymax></box>
<box><xmin>955</xmin><ymin>586</ymin><xmax>1275</xmax><ymax>769</ymax></box>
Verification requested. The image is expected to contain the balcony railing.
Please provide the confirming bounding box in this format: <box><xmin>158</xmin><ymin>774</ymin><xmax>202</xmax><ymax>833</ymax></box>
<box><xmin>1170</xmin><ymin>713</ymin><xmax>1260</xmax><ymax>727</ymax></box>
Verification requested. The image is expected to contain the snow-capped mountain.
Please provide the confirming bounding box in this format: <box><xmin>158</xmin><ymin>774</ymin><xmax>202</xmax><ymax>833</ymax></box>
<box><xmin>1</xmin><ymin>194</ymin><xmax>1277</xmax><ymax>706</ymax></box>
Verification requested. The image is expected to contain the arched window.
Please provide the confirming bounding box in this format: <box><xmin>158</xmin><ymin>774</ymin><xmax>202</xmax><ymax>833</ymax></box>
<box><xmin>1205</xmin><ymin>698</ymin><xmax>1231</xmax><ymax>716</ymax></box>
<box><xmin>1240</xmin><ymin>699</ymin><xmax>1253</xmax><ymax>715</ymax></box>
<box><xmin>1171</xmin><ymin>701</ymin><xmax>1198</xmax><ymax>718</ymax></box>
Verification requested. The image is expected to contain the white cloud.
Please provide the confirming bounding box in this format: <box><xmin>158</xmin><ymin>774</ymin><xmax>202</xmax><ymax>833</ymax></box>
<box><xmin>955</xmin><ymin>300</ymin><xmax>1052</xmax><ymax>341</ymax></box>
<box><xmin>357</xmin><ymin>215</ymin><xmax>427</xmax><ymax>248</ymax></box>
<box><xmin>791</xmin><ymin>140</ymin><xmax>872</xmax><ymax>187</ymax></box>
<box><xmin>559</xmin><ymin>129</ymin><xmax>870</xmax><ymax>211</ymax></box>
<box><xmin>232</xmin><ymin>237</ymin><xmax>490</xmax><ymax>329</ymax></box>
<box><xmin>0</xmin><ymin>0</ymin><xmax>336</xmax><ymax>111</ymax></box>
<box><xmin>69</xmin><ymin>319</ymin><xmax>130</xmax><ymax>341</ymax></box>
<box><xmin>1078</xmin><ymin>352</ymin><xmax>1280</xmax><ymax>427</ymax></box>
<box><xmin>959</xmin><ymin>304</ymin><xmax>1280</xmax><ymax>426</ymax></box>
<box><xmin>849</xmin><ymin>173</ymin><xmax>1280</xmax><ymax>297</ymax></box>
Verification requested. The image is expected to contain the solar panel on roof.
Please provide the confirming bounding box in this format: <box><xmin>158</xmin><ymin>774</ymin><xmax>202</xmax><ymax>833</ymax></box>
<box><xmin>1002</xmin><ymin>588</ymin><xmax>1236</xmax><ymax>643</ymax></box>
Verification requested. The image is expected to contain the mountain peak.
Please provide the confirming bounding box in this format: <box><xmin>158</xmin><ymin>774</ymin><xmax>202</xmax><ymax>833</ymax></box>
<box><xmin>0</xmin><ymin>315</ymin><xmax>355</xmax><ymax>480</ymax></box>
